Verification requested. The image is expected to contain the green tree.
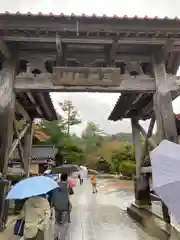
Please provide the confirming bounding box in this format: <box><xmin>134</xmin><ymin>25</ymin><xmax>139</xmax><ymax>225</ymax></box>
<box><xmin>82</xmin><ymin>122</ymin><xmax>104</xmax><ymax>138</ymax></box>
<box><xmin>61</xmin><ymin>136</ymin><xmax>85</xmax><ymax>165</ymax></box>
<box><xmin>82</xmin><ymin>122</ymin><xmax>105</xmax><ymax>154</ymax></box>
<box><xmin>37</xmin><ymin>120</ymin><xmax>65</xmax><ymax>145</ymax></box>
<box><xmin>110</xmin><ymin>142</ymin><xmax>135</xmax><ymax>175</ymax></box>
<box><xmin>35</xmin><ymin>119</ymin><xmax>85</xmax><ymax>166</ymax></box>
<box><xmin>59</xmin><ymin>100</ymin><xmax>81</xmax><ymax>135</ymax></box>
<box><xmin>120</xmin><ymin>161</ymin><xmax>136</xmax><ymax>177</ymax></box>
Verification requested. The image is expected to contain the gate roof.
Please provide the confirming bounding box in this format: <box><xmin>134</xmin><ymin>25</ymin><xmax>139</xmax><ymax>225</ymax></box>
<box><xmin>1</xmin><ymin>12</ymin><xmax>180</xmax><ymax>121</ymax></box>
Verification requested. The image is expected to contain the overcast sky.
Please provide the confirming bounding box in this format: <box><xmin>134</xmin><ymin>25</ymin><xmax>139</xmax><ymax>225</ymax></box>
<box><xmin>1</xmin><ymin>1</ymin><xmax>180</xmax><ymax>135</ymax></box>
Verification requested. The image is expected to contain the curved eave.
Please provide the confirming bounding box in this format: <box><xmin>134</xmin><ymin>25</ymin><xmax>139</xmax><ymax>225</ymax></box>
<box><xmin>108</xmin><ymin>93</ymin><xmax>153</xmax><ymax>121</ymax></box>
<box><xmin>16</xmin><ymin>92</ymin><xmax>57</xmax><ymax>121</ymax></box>
<box><xmin>108</xmin><ymin>90</ymin><xmax>180</xmax><ymax>121</ymax></box>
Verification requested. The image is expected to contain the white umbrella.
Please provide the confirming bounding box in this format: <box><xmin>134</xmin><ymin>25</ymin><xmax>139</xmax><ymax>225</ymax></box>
<box><xmin>150</xmin><ymin>139</ymin><xmax>180</xmax><ymax>223</ymax></box>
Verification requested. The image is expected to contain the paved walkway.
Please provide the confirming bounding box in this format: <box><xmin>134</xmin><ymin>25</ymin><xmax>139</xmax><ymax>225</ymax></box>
<box><xmin>0</xmin><ymin>215</ymin><xmax>17</xmax><ymax>240</ymax></box>
<box><xmin>66</xmin><ymin>179</ymin><xmax>158</xmax><ymax>240</ymax></box>
<box><xmin>1</xmin><ymin>179</ymin><xmax>158</xmax><ymax>240</ymax></box>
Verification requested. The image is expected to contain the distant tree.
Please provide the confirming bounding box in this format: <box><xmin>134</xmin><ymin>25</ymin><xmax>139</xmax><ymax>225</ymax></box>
<box><xmin>82</xmin><ymin>122</ymin><xmax>105</xmax><ymax>154</ymax></box>
<box><xmin>82</xmin><ymin>122</ymin><xmax>104</xmax><ymax>138</ymax></box>
<box><xmin>120</xmin><ymin>160</ymin><xmax>136</xmax><ymax>177</ymax></box>
<box><xmin>34</xmin><ymin>119</ymin><xmax>85</xmax><ymax>166</ymax></box>
<box><xmin>109</xmin><ymin>133</ymin><xmax>133</xmax><ymax>143</ymax></box>
<box><xmin>37</xmin><ymin>120</ymin><xmax>65</xmax><ymax>145</ymax></box>
<box><xmin>59</xmin><ymin>100</ymin><xmax>81</xmax><ymax>135</ymax></box>
<box><xmin>110</xmin><ymin>142</ymin><xmax>135</xmax><ymax>175</ymax></box>
<box><xmin>61</xmin><ymin>136</ymin><xmax>85</xmax><ymax>165</ymax></box>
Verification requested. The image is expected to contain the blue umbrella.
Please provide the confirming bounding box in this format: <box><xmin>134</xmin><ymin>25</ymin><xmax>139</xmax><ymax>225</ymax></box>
<box><xmin>6</xmin><ymin>176</ymin><xmax>59</xmax><ymax>200</ymax></box>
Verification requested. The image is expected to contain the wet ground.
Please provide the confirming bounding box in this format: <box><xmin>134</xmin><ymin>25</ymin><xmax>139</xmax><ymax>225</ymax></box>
<box><xmin>64</xmin><ymin>179</ymin><xmax>158</xmax><ymax>240</ymax></box>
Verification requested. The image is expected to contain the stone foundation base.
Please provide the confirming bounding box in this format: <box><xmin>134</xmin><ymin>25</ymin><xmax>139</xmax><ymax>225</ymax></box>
<box><xmin>127</xmin><ymin>203</ymin><xmax>180</xmax><ymax>240</ymax></box>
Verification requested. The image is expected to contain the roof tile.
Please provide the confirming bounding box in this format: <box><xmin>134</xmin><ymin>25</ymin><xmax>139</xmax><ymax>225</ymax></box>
<box><xmin>0</xmin><ymin>12</ymin><xmax>180</xmax><ymax>21</ymax></box>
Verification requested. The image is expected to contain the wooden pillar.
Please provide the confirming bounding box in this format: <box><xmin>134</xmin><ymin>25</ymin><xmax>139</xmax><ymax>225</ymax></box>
<box><xmin>153</xmin><ymin>47</ymin><xmax>178</xmax><ymax>223</ymax></box>
<box><xmin>0</xmin><ymin>59</ymin><xmax>17</xmax><ymax>175</ymax></box>
<box><xmin>23</xmin><ymin>123</ymin><xmax>33</xmax><ymax>177</ymax></box>
<box><xmin>131</xmin><ymin>119</ymin><xmax>151</xmax><ymax>206</ymax></box>
<box><xmin>0</xmin><ymin>48</ymin><xmax>18</xmax><ymax>230</ymax></box>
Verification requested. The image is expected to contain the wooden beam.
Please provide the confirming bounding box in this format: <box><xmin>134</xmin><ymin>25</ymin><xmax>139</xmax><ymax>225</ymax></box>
<box><xmin>14</xmin><ymin>73</ymin><xmax>180</xmax><ymax>93</ymax></box>
<box><xmin>136</xmin><ymin>123</ymin><xmax>157</xmax><ymax>149</ymax></box>
<box><xmin>2</xmin><ymin>14</ymin><xmax>180</xmax><ymax>36</ymax></box>
<box><xmin>150</xmin><ymin>193</ymin><xmax>161</xmax><ymax>201</ymax></box>
<box><xmin>140</xmin><ymin>116</ymin><xmax>155</xmax><ymax>167</ymax></box>
<box><xmin>109</xmin><ymin>39</ymin><xmax>119</xmax><ymax>65</ymax></box>
<box><xmin>13</xmin><ymin>121</ymin><xmax>25</xmax><ymax>170</ymax></box>
<box><xmin>16</xmin><ymin>100</ymin><xmax>31</xmax><ymax>121</ymax></box>
<box><xmin>131</xmin><ymin>119</ymin><xmax>142</xmax><ymax>179</ymax></box>
<box><xmin>9</xmin><ymin>123</ymin><xmax>30</xmax><ymax>159</ymax></box>
<box><xmin>23</xmin><ymin>123</ymin><xmax>33</xmax><ymax>177</ymax></box>
<box><xmin>19</xmin><ymin>50</ymin><xmax>152</xmax><ymax>63</ymax></box>
<box><xmin>141</xmin><ymin>166</ymin><xmax>152</xmax><ymax>173</ymax></box>
<box><xmin>3</xmin><ymin>36</ymin><xmax>169</xmax><ymax>45</ymax></box>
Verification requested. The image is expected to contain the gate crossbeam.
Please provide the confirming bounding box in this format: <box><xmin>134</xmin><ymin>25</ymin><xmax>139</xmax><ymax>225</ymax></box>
<box><xmin>14</xmin><ymin>71</ymin><xmax>180</xmax><ymax>93</ymax></box>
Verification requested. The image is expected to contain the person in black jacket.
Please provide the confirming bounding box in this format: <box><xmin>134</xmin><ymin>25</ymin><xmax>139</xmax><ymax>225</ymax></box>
<box><xmin>51</xmin><ymin>173</ymin><xmax>74</xmax><ymax>224</ymax></box>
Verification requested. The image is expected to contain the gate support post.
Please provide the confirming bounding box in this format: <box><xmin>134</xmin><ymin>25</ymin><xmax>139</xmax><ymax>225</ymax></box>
<box><xmin>153</xmin><ymin>47</ymin><xmax>178</xmax><ymax>223</ymax></box>
<box><xmin>131</xmin><ymin>119</ymin><xmax>151</xmax><ymax>206</ymax></box>
<box><xmin>0</xmin><ymin>50</ymin><xmax>18</xmax><ymax>230</ymax></box>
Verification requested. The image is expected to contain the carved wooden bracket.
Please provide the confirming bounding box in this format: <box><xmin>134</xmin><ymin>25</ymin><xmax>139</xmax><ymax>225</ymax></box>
<box><xmin>125</xmin><ymin>60</ymin><xmax>143</xmax><ymax>76</ymax></box>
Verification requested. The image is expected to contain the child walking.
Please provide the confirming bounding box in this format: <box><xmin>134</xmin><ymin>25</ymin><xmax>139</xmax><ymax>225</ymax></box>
<box><xmin>91</xmin><ymin>175</ymin><xmax>98</xmax><ymax>193</ymax></box>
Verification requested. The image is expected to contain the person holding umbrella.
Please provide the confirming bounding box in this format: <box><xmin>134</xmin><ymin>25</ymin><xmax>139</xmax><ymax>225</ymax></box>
<box><xmin>6</xmin><ymin>176</ymin><xmax>59</xmax><ymax>240</ymax></box>
<box><xmin>19</xmin><ymin>194</ymin><xmax>50</xmax><ymax>240</ymax></box>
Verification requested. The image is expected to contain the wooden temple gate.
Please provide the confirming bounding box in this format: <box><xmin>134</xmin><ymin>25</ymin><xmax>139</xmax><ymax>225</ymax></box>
<box><xmin>1</xmin><ymin>12</ymin><xmax>180</xmax><ymax>228</ymax></box>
